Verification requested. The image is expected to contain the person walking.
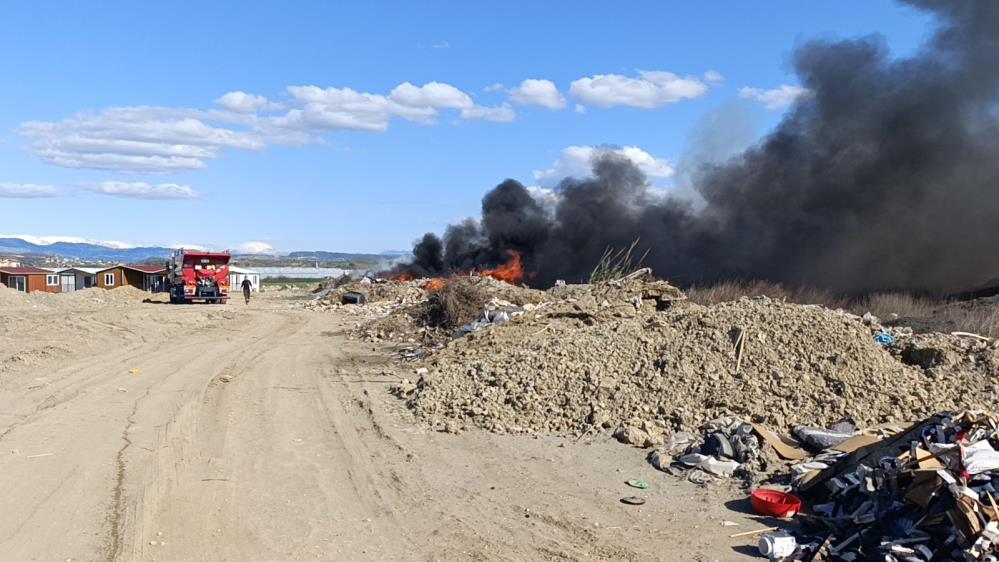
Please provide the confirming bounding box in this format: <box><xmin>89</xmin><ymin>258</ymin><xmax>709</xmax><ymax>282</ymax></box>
<box><xmin>241</xmin><ymin>277</ymin><xmax>253</xmax><ymax>305</ymax></box>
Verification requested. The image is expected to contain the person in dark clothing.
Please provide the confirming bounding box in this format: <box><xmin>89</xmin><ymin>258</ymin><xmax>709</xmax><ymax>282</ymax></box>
<box><xmin>241</xmin><ymin>277</ymin><xmax>252</xmax><ymax>304</ymax></box>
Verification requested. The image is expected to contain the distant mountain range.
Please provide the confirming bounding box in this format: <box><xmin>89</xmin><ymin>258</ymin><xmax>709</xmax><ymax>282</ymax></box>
<box><xmin>0</xmin><ymin>237</ymin><xmax>411</xmax><ymax>264</ymax></box>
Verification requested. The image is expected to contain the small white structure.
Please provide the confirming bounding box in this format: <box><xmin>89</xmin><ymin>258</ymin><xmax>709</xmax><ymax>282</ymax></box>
<box><xmin>229</xmin><ymin>266</ymin><xmax>261</xmax><ymax>293</ymax></box>
<box><xmin>51</xmin><ymin>267</ymin><xmax>101</xmax><ymax>292</ymax></box>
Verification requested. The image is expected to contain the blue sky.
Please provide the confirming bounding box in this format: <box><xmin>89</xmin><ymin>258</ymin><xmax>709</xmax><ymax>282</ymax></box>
<box><xmin>0</xmin><ymin>1</ymin><xmax>932</xmax><ymax>253</ymax></box>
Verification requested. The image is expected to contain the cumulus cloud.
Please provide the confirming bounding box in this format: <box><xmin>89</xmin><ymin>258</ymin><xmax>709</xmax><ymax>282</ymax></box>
<box><xmin>533</xmin><ymin>145</ymin><xmax>674</xmax><ymax>187</ymax></box>
<box><xmin>91</xmin><ymin>181</ymin><xmax>199</xmax><ymax>200</ymax></box>
<box><xmin>237</xmin><ymin>241</ymin><xmax>274</xmax><ymax>254</ymax></box>
<box><xmin>739</xmin><ymin>84</ymin><xmax>811</xmax><ymax>110</ymax></box>
<box><xmin>569</xmin><ymin>70</ymin><xmax>709</xmax><ymax>109</ymax></box>
<box><xmin>216</xmin><ymin>91</ymin><xmax>275</xmax><ymax>113</ymax></box>
<box><xmin>483</xmin><ymin>83</ymin><xmax>505</xmax><ymax>93</ymax></box>
<box><xmin>460</xmin><ymin>104</ymin><xmax>516</xmax><ymax>122</ymax></box>
<box><xmin>275</xmin><ymin>81</ymin><xmax>484</xmax><ymax>132</ymax></box>
<box><xmin>508</xmin><ymin>79</ymin><xmax>567</xmax><ymax>110</ymax></box>
<box><xmin>704</xmin><ymin>70</ymin><xmax>724</xmax><ymax>83</ymax></box>
<box><xmin>19</xmin><ymin>106</ymin><xmax>267</xmax><ymax>173</ymax></box>
<box><xmin>0</xmin><ymin>182</ymin><xmax>58</xmax><ymax>198</ymax></box>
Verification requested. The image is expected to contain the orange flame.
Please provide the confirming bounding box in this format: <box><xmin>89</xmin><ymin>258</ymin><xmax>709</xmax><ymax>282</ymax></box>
<box><xmin>481</xmin><ymin>250</ymin><xmax>525</xmax><ymax>284</ymax></box>
<box><xmin>392</xmin><ymin>273</ymin><xmax>415</xmax><ymax>282</ymax></box>
<box><xmin>424</xmin><ymin>278</ymin><xmax>447</xmax><ymax>291</ymax></box>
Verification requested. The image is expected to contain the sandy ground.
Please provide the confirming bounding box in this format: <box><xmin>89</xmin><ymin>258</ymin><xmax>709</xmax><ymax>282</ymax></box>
<box><xmin>0</xmin><ymin>289</ymin><xmax>779</xmax><ymax>561</ymax></box>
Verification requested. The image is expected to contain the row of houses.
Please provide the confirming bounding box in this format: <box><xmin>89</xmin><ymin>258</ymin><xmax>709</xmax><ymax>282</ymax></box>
<box><xmin>0</xmin><ymin>265</ymin><xmax>261</xmax><ymax>294</ymax></box>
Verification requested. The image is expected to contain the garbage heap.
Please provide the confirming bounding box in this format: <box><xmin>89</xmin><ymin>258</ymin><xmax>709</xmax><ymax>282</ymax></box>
<box><xmin>640</xmin><ymin>416</ymin><xmax>780</xmax><ymax>486</ymax></box>
<box><xmin>786</xmin><ymin>411</ymin><xmax>999</xmax><ymax>561</ymax></box>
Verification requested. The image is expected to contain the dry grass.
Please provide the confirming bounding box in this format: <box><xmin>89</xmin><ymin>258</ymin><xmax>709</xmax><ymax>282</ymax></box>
<box><xmin>590</xmin><ymin>239</ymin><xmax>649</xmax><ymax>284</ymax></box>
<box><xmin>685</xmin><ymin>280</ymin><xmax>999</xmax><ymax>338</ymax></box>
<box><xmin>686</xmin><ymin>281</ymin><xmax>837</xmax><ymax>307</ymax></box>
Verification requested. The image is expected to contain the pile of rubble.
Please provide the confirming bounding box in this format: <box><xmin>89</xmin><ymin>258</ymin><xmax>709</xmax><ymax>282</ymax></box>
<box><xmin>772</xmin><ymin>411</ymin><xmax>999</xmax><ymax>561</ymax></box>
<box><xmin>395</xmin><ymin>286</ymin><xmax>999</xmax><ymax>436</ymax></box>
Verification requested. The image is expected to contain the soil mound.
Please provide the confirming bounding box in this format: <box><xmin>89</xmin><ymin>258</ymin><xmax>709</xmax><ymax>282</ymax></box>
<box><xmin>397</xmin><ymin>296</ymin><xmax>999</xmax><ymax>435</ymax></box>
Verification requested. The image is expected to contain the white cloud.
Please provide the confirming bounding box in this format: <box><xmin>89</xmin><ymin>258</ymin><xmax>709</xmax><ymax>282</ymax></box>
<box><xmin>569</xmin><ymin>70</ymin><xmax>709</xmax><ymax>109</ymax></box>
<box><xmin>533</xmin><ymin>145</ymin><xmax>674</xmax><ymax>187</ymax></box>
<box><xmin>575</xmin><ymin>104</ymin><xmax>586</xmax><ymax>114</ymax></box>
<box><xmin>526</xmin><ymin>186</ymin><xmax>560</xmax><ymax>211</ymax></box>
<box><xmin>0</xmin><ymin>182</ymin><xmax>58</xmax><ymax>198</ymax></box>
<box><xmin>460</xmin><ymin>104</ymin><xmax>516</xmax><ymax>123</ymax></box>
<box><xmin>17</xmin><ymin>80</ymin><xmax>516</xmax><ymax>174</ymax></box>
<box><xmin>704</xmin><ymin>70</ymin><xmax>724</xmax><ymax>83</ymax></box>
<box><xmin>739</xmin><ymin>84</ymin><xmax>811</xmax><ymax>110</ymax></box>
<box><xmin>216</xmin><ymin>91</ymin><xmax>274</xmax><ymax>113</ymax></box>
<box><xmin>91</xmin><ymin>181</ymin><xmax>199</xmax><ymax>200</ymax></box>
<box><xmin>278</xmin><ymin>81</ymin><xmax>480</xmax><ymax>132</ymax></box>
<box><xmin>19</xmin><ymin>106</ymin><xmax>266</xmax><ymax>173</ymax></box>
<box><xmin>237</xmin><ymin>241</ymin><xmax>273</xmax><ymax>254</ymax></box>
<box><xmin>431</xmin><ymin>40</ymin><xmax>450</xmax><ymax>49</ymax></box>
<box><xmin>389</xmin><ymin>82</ymin><xmax>474</xmax><ymax>110</ymax></box>
<box><xmin>483</xmin><ymin>83</ymin><xmax>505</xmax><ymax>93</ymax></box>
<box><xmin>508</xmin><ymin>79</ymin><xmax>567</xmax><ymax>110</ymax></box>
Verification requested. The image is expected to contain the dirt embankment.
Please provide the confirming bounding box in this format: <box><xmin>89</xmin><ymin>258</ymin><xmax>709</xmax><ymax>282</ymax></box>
<box><xmin>383</xmin><ymin>281</ymin><xmax>999</xmax><ymax>438</ymax></box>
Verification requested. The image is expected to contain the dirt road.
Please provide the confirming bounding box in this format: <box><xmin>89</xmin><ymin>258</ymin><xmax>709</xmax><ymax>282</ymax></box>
<box><xmin>0</xmin><ymin>292</ymin><xmax>763</xmax><ymax>561</ymax></box>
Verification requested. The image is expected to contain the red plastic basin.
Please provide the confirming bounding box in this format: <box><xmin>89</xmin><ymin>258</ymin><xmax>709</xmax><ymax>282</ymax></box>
<box><xmin>751</xmin><ymin>489</ymin><xmax>802</xmax><ymax>518</ymax></box>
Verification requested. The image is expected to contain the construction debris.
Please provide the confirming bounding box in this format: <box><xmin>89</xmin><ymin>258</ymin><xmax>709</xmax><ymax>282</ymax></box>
<box><xmin>775</xmin><ymin>411</ymin><xmax>999</xmax><ymax>561</ymax></box>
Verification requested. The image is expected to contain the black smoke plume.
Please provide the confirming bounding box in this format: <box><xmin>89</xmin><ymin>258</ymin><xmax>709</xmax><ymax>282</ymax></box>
<box><xmin>402</xmin><ymin>0</ymin><xmax>999</xmax><ymax>293</ymax></box>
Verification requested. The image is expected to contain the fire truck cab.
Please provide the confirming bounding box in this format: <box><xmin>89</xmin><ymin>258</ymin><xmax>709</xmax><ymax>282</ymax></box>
<box><xmin>167</xmin><ymin>249</ymin><xmax>231</xmax><ymax>304</ymax></box>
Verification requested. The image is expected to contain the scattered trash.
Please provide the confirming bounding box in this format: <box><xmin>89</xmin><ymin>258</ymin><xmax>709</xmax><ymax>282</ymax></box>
<box><xmin>653</xmin><ymin>417</ymin><xmax>770</xmax><ymax>483</ymax></box>
<box><xmin>128</xmin><ymin>368</ymin><xmax>141</xmax><ymax>375</ymax></box>
<box><xmin>758</xmin><ymin>532</ymin><xmax>797</xmax><ymax>560</ymax></box>
<box><xmin>341</xmin><ymin>291</ymin><xmax>366</xmax><ymax>305</ymax></box>
<box><xmin>721</xmin><ymin>520</ymin><xmax>740</xmax><ymax>527</ymax></box>
<box><xmin>625</xmin><ymin>479</ymin><xmax>649</xmax><ymax>490</ymax></box>
<box><xmin>619</xmin><ymin>496</ymin><xmax>646</xmax><ymax>506</ymax></box>
<box><xmin>874</xmin><ymin>331</ymin><xmax>896</xmax><ymax>345</ymax></box>
<box><xmin>750</xmin><ymin>489</ymin><xmax>801</xmax><ymax>518</ymax></box>
<box><xmin>792</xmin><ymin>421</ymin><xmax>857</xmax><ymax>450</ymax></box>
<box><xmin>729</xmin><ymin>526</ymin><xmax>779</xmax><ymax>539</ymax></box>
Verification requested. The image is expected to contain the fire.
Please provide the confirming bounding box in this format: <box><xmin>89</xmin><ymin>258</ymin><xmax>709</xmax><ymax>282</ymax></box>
<box><xmin>424</xmin><ymin>278</ymin><xmax>447</xmax><ymax>291</ymax></box>
<box><xmin>481</xmin><ymin>250</ymin><xmax>525</xmax><ymax>284</ymax></box>
<box><xmin>392</xmin><ymin>273</ymin><xmax>415</xmax><ymax>282</ymax></box>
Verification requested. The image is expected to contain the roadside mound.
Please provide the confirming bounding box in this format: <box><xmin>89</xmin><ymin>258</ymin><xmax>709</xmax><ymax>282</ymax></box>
<box><xmin>397</xmin><ymin>297</ymin><xmax>999</xmax><ymax>435</ymax></box>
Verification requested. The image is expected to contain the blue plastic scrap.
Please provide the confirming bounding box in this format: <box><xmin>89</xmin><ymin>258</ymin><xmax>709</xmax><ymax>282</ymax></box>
<box><xmin>873</xmin><ymin>331</ymin><xmax>896</xmax><ymax>346</ymax></box>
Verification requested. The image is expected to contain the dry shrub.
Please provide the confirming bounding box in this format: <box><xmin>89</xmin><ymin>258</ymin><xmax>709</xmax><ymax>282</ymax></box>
<box><xmin>418</xmin><ymin>278</ymin><xmax>487</xmax><ymax>330</ymax></box>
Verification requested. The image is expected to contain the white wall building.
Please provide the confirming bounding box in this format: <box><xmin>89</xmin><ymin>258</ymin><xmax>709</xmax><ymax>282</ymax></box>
<box><xmin>229</xmin><ymin>266</ymin><xmax>261</xmax><ymax>293</ymax></box>
<box><xmin>51</xmin><ymin>267</ymin><xmax>101</xmax><ymax>292</ymax></box>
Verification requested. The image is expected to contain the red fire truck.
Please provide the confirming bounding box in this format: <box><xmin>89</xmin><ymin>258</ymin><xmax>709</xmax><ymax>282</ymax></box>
<box><xmin>167</xmin><ymin>249</ymin><xmax>231</xmax><ymax>304</ymax></box>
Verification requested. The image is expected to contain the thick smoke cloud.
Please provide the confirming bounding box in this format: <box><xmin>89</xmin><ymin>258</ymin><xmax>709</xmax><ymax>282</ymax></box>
<box><xmin>404</xmin><ymin>0</ymin><xmax>999</xmax><ymax>293</ymax></box>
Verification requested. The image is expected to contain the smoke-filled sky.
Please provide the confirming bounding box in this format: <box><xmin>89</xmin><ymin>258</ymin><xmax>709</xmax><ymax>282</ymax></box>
<box><xmin>0</xmin><ymin>1</ymin><xmax>933</xmax><ymax>254</ymax></box>
<box><xmin>405</xmin><ymin>0</ymin><xmax>999</xmax><ymax>293</ymax></box>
